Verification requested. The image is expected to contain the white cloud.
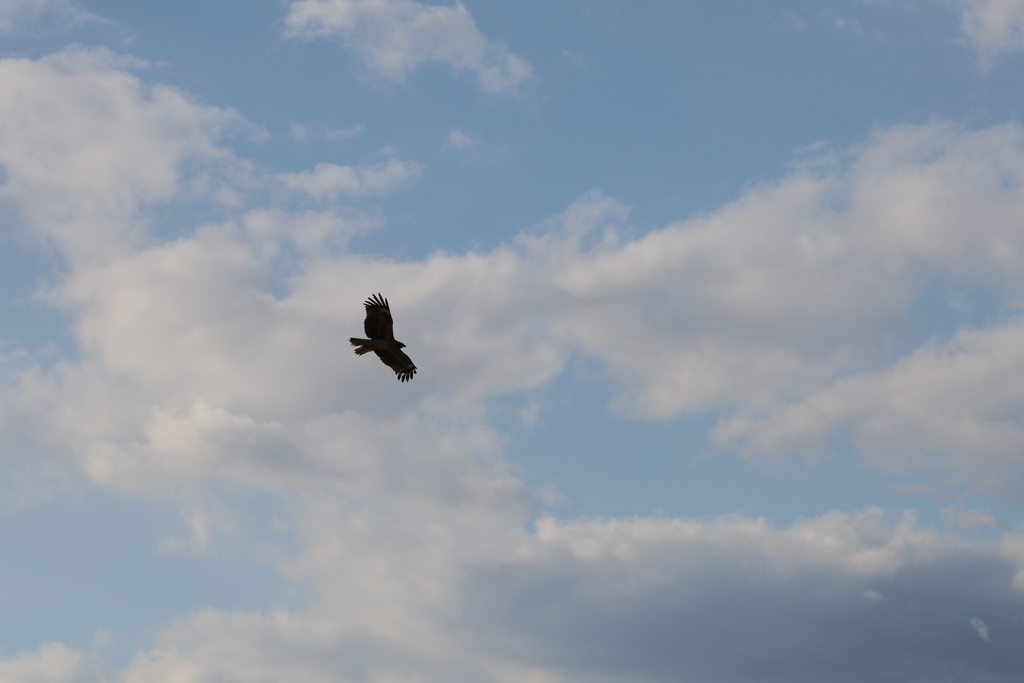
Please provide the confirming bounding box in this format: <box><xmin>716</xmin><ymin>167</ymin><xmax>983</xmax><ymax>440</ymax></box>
<box><xmin>970</xmin><ymin>616</ymin><xmax>992</xmax><ymax>641</ymax></box>
<box><xmin>0</xmin><ymin>0</ymin><xmax>96</xmax><ymax>33</ymax></box>
<box><xmin>0</xmin><ymin>46</ymin><xmax>417</xmax><ymax>266</ymax></box>
<box><xmin>10</xmin><ymin>510</ymin><xmax>1023</xmax><ymax>683</ymax></box>
<box><xmin>942</xmin><ymin>505</ymin><xmax>1000</xmax><ymax>530</ymax></box>
<box><xmin>5</xmin><ymin>45</ymin><xmax>1024</xmax><ymax>682</ymax></box>
<box><xmin>240</xmin><ymin>206</ymin><xmax>384</xmax><ymax>252</ymax></box>
<box><xmin>7</xmin><ymin>58</ymin><xmax>1024</xmax><ymax>507</ymax></box>
<box><xmin>326</xmin><ymin>124</ymin><xmax>364</xmax><ymax>140</ymax></box>
<box><xmin>0</xmin><ymin>47</ymin><xmax>240</xmax><ymax>261</ymax></box>
<box><xmin>290</xmin><ymin>122</ymin><xmax>363</xmax><ymax>141</ymax></box>
<box><xmin>283</xmin><ymin>0</ymin><xmax>534</xmax><ymax>95</ymax></box>
<box><xmin>455</xmin><ymin>511</ymin><xmax>1024</xmax><ymax>682</ymax></box>
<box><xmin>536</xmin><ymin>124</ymin><xmax>1024</xmax><ymax>422</ymax></box>
<box><xmin>0</xmin><ymin>643</ymin><xmax>115</xmax><ymax>683</ymax></box>
<box><xmin>958</xmin><ymin>0</ymin><xmax>1024</xmax><ymax>57</ymax></box>
<box><xmin>715</xmin><ymin>323</ymin><xmax>1024</xmax><ymax>498</ymax></box>
<box><xmin>278</xmin><ymin>158</ymin><xmax>424</xmax><ymax>199</ymax></box>
<box><xmin>447</xmin><ymin>128</ymin><xmax>476</xmax><ymax>149</ymax></box>
<box><xmin>91</xmin><ymin>630</ymin><xmax>115</xmax><ymax>650</ymax></box>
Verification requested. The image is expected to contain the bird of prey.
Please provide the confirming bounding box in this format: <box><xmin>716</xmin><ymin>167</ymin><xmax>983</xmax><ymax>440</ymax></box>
<box><xmin>349</xmin><ymin>293</ymin><xmax>417</xmax><ymax>382</ymax></box>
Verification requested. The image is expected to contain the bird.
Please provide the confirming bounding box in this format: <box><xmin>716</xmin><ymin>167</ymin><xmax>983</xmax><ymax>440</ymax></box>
<box><xmin>349</xmin><ymin>293</ymin><xmax>417</xmax><ymax>382</ymax></box>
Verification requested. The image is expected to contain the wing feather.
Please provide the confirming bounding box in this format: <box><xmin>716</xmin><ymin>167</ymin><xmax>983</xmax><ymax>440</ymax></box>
<box><xmin>373</xmin><ymin>348</ymin><xmax>417</xmax><ymax>382</ymax></box>
<box><xmin>363</xmin><ymin>293</ymin><xmax>395</xmax><ymax>340</ymax></box>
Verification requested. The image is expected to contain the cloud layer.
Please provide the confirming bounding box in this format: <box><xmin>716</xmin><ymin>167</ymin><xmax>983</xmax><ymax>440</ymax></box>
<box><xmin>284</xmin><ymin>0</ymin><xmax>533</xmax><ymax>95</ymax></box>
<box><xmin>959</xmin><ymin>0</ymin><xmax>1024</xmax><ymax>57</ymax></box>
<box><xmin>279</xmin><ymin>159</ymin><xmax>424</xmax><ymax>200</ymax></box>
<box><xmin>0</xmin><ymin>0</ymin><xmax>95</xmax><ymax>33</ymax></box>
<box><xmin>6</xmin><ymin>512</ymin><xmax>1024</xmax><ymax>682</ymax></box>
<box><xmin>1</xmin><ymin>45</ymin><xmax>1024</xmax><ymax>682</ymax></box>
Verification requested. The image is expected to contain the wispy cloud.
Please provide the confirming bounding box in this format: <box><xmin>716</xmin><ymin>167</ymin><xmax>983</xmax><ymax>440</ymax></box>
<box><xmin>446</xmin><ymin>128</ymin><xmax>476</xmax><ymax>149</ymax></box>
<box><xmin>290</xmin><ymin>122</ymin><xmax>363</xmax><ymax>141</ymax></box>
<box><xmin>278</xmin><ymin>158</ymin><xmax>424</xmax><ymax>199</ymax></box>
<box><xmin>970</xmin><ymin>617</ymin><xmax>991</xmax><ymax>641</ymax></box>
<box><xmin>0</xmin><ymin>643</ymin><xmax>115</xmax><ymax>682</ymax></box>
<box><xmin>283</xmin><ymin>0</ymin><xmax>534</xmax><ymax>96</ymax></box>
<box><xmin>0</xmin><ymin>0</ymin><xmax>99</xmax><ymax>33</ymax></box>
<box><xmin>958</xmin><ymin>0</ymin><xmax>1024</xmax><ymax>59</ymax></box>
<box><xmin>941</xmin><ymin>505</ymin><xmax>1000</xmax><ymax>530</ymax></box>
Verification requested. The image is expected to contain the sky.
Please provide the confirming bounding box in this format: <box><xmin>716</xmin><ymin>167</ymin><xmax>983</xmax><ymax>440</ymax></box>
<box><xmin>2</xmin><ymin>0</ymin><xmax>1024</xmax><ymax>681</ymax></box>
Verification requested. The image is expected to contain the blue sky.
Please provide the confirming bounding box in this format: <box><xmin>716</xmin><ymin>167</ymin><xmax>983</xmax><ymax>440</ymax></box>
<box><xmin>2</xmin><ymin>1</ymin><xmax>1024</xmax><ymax>681</ymax></box>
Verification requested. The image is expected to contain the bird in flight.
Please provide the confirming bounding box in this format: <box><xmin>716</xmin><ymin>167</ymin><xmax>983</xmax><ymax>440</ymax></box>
<box><xmin>350</xmin><ymin>293</ymin><xmax>417</xmax><ymax>382</ymax></box>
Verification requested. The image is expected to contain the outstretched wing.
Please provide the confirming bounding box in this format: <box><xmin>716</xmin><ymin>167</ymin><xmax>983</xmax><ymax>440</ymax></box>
<box><xmin>374</xmin><ymin>348</ymin><xmax>417</xmax><ymax>382</ymax></box>
<box><xmin>363</xmin><ymin>293</ymin><xmax>395</xmax><ymax>341</ymax></box>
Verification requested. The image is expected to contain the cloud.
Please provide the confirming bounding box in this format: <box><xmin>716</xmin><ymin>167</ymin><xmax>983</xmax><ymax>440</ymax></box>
<box><xmin>6</xmin><ymin>55</ymin><xmax>1024</xmax><ymax>508</ymax></box>
<box><xmin>970</xmin><ymin>616</ymin><xmax>992</xmax><ymax>641</ymax></box>
<box><xmin>0</xmin><ymin>46</ymin><xmax>241</xmax><ymax>261</ymax></box>
<box><xmin>283</xmin><ymin>0</ymin><xmax>534</xmax><ymax>95</ymax></box>
<box><xmin>447</xmin><ymin>128</ymin><xmax>476</xmax><ymax>149</ymax></box>
<box><xmin>277</xmin><ymin>158</ymin><xmax>424</xmax><ymax>199</ymax></box>
<box><xmin>549</xmin><ymin>124</ymin><xmax>1024</xmax><ymax>410</ymax></box>
<box><xmin>5</xmin><ymin>46</ymin><xmax>1024</xmax><ymax>682</ymax></box>
<box><xmin>958</xmin><ymin>0</ymin><xmax>1024</xmax><ymax>58</ymax></box>
<box><xmin>9</xmin><ymin>511</ymin><xmax>1024</xmax><ymax>683</ymax></box>
<box><xmin>715</xmin><ymin>323</ymin><xmax>1024</xmax><ymax>500</ymax></box>
<box><xmin>0</xmin><ymin>47</ymin><xmax>422</xmax><ymax>512</ymax></box>
<box><xmin>457</xmin><ymin>511</ymin><xmax>1024</xmax><ymax>682</ymax></box>
<box><xmin>240</xmin><ymin>206</ymin><xmax>384</xmax><ymax>252</ymax></box>
<box><xmin>91</xmin><ymin>630</ymin><xmax>115</xmax><ymax>650</ymax></box>
<box><xmin>0</xmin><ymin>46</ymin><xmax>418</xmax><ymax>265</ymax></box>
<box><xmin>0</xmin><ymin>642</ymin><xmax>115</xmax><ymax>683</ymax></box>
<box><xmin>0</xmin><ymin>0</ymin><xmax>97</xmax><ymax>33</ymax></box>
<box><xmin>942</xmin><ymin>505</ymin><xmax>1000</xmax><ymax>530</ymax></box>
<box><xmin>289</xmin><ymin>122</ymin><xmax>363</xmax><ymax>141</ymax></box>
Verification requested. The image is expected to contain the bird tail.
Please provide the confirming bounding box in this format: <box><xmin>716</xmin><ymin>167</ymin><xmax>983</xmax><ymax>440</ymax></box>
<box><xmin>349</xmin><ymin>338</ymin><xmax>373</xmax><ymax>355</ymax></box>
